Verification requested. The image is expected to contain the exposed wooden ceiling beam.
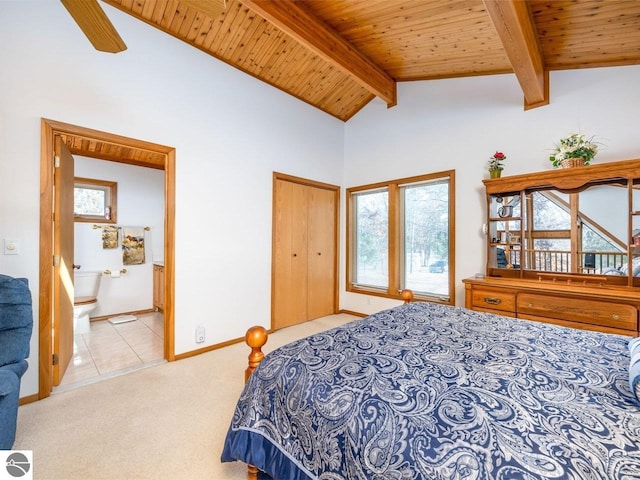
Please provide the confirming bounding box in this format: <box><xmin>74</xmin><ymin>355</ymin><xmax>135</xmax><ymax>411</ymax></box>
<box><xmin>483</xmin><ymin>0</ymin><xmax>548</xmax><ymax>110</ymax></box>
<box><xmin>240</xmin><ymin>0</ymin><xmax>397</xmax><ymax>108</ymax></box>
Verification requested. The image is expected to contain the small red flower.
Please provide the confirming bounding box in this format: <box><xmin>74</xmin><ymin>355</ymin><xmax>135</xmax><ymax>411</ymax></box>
<box><xmin>488</xmin><ymin>151</ymin><xmax>506</xmax><ymax>171</ymax></box>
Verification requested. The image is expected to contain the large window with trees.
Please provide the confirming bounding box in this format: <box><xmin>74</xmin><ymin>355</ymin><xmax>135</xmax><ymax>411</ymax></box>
<box><xmin>347</xmin><ymin>170</ymin><xmax>455</xmax><ymax>303</ymax></box>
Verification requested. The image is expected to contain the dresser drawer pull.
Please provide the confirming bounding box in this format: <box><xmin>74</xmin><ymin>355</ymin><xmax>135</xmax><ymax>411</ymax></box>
<box><xmin>612</xmin><ymin>314</ymin><xmax>620</xmax><ymax>320</ymax></box>
<box><xmin>484</xmin><ymin>297</ymin><xmax>501</xmax><ymax>305</ymax></box>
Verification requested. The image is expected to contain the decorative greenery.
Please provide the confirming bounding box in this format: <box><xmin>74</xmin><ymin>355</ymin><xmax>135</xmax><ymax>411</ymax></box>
<box><xmin>549</xmin><ymin>133</ymin><xmax>600</xmax><ymax>167</ymax></box>
<box><xmin>488</xmin><ymin>151</ymin><xmax>506</xmax><ymax>170</ymax></box>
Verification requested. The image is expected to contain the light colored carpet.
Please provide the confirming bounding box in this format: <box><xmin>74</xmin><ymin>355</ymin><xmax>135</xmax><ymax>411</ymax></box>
<box><xmin>14</xmin><ymin>314</ymin><xmax>358</xmax><ymax>480</ymax></box>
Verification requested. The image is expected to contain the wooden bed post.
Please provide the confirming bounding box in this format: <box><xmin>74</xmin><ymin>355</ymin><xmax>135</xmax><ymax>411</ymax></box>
<box><xmin>244</xmin><ymin>326</ymin><xmax>268</xmax><ymax>480</ymax></box>
<box><xmin>401</xmin><ymin>289</ymin><xmax>414</xmax><ymax>303</ymax></box>
<box><xmin>245</xmin><ymin>325</ymin><xmax>268</xmax><ymax>382</ymax></box>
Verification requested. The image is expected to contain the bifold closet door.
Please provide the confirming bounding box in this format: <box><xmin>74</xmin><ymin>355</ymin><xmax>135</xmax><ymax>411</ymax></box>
<box><xmin>273</xmin><ymin>178</ymin><xmax>336</xmax><ymax>330</ymax></box>
<box><xmin>306</xmin><ymin>186</ymin><xmax>335</xmax><ymax>320</ymax></box>
<box><xmin>273</xmin><ymin>179</ymin><xmax>308</xmax><ymax>329</ymax></box>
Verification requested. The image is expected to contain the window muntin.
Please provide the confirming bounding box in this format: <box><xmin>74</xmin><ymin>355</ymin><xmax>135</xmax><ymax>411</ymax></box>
<box><xmin>348</xmin><ymin>171</ymin><xmax>454</xmax><ymax>303</ymax></box>
<box><xmin>74</xmin><ymin>177</ymin><xmax>117</xmax><ymax>223</ymax></box>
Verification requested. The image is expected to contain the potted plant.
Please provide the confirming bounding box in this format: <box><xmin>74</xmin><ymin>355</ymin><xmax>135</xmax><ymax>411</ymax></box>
<box><xmin>549</xmin><ymin>133</ymin><xmax>599</xmax><ymax>168</ymax></box>
<box><xmin>488</xmin><ymin>151</ymin><xmax>506</xmax><ymax>178</ymax></box>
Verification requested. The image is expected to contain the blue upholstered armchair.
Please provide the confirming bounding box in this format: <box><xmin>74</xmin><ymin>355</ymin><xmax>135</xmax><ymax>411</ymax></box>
<box><xmin>0</xmin><ymin>274</ymin><xmax>33</xmax><ymax>450</ymax></box>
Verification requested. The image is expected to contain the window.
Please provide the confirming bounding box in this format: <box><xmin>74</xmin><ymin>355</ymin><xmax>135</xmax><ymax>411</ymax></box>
<box><xmin>74</xmin><ymin>177</ymin><xmax>117</xmax><ymax>223</ymax></box>
<box><xmin>352</xmin><ymin>188</ymin><xmax>389</xmax><ymax>289</ymax></box>
<box><xmin>347</xmin><ymin>170</ymin><xmax>455</xmax><ymax>303</ymax></box>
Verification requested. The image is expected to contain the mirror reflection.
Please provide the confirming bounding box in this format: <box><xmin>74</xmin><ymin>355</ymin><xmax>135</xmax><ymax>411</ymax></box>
<box><xmin>489</xmin><ymin>180</ymin><xmax>640</xmax><ymax>285</ymax></box>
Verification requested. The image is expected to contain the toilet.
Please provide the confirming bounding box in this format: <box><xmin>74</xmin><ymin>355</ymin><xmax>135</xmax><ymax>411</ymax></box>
<box><xmin>73</xmin><ymin>271</ymin><xmax>102</xmax><ymax>334</ymax></box>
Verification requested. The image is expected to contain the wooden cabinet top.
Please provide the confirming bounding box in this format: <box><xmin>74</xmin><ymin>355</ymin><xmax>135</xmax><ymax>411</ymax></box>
<box><xmin>483</xmin><ymin>157</ymin><xmax>640</xmax><ymax>194</ymax></box>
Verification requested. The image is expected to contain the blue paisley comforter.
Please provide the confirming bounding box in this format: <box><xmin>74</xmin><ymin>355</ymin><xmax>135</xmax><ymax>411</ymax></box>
<box><xmin>222</xmin><ymin>302</ymin><xmax>640</xmax><ymax>479</ymax></box>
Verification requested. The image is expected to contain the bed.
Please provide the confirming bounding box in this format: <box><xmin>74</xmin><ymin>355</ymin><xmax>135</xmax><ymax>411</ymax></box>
<box><xmin>222</xmin><ymin>300</ymin><xmax>640</xmax><ymax>479</ymax></box>
<box><xmin>602</xmin><ymin>256</ymin><xmax>640</xmax><ymax>277</ymax></box>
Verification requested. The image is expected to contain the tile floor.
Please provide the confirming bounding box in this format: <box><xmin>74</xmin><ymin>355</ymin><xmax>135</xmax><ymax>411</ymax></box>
<box><xmin>55</xmin><ymin>312</ymin><xmax>165</xmax><ymax>392</ymax></box>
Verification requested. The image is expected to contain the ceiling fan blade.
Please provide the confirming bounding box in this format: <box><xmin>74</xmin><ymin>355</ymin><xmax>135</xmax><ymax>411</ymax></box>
<box><xmin>60</xmin><ymin>0</ymin><xmax>127</xmax><ymax>53</ymax></box>
<box><xmin>180</xmin><ymin>0</ymin><xmax>227</xmax><ymax>19</ymax></box>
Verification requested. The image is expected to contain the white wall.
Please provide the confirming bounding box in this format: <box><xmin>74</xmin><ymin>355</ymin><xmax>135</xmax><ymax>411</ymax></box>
<box><xmin>578</xmin><ymin>186</ymin><xmax>627</xmax><ymax>242</ymax></box>
<box><xmin>4</xmin><ymin>1</ymin><xmax>640</xmax><ymax>399</ymax></box>
<box><xmin>0</xmin><ymin>1</ymin><xmax>344</xmax><ymax>397</ymax></box>
<box><xmin>74</xmin><ymin>156</ymin><xmax>165</xmax><ymax>317</ymax></box>
<box><xmin>342</xmin><ymin>66</ymin><xmax>640</xmax><ymax>313</ymax></box>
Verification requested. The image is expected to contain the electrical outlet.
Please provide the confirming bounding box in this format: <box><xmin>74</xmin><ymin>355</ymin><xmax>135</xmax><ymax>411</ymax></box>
<box><xmin>4</xmin><ymin>239</ymin><xmax>19</xmax><ymax>255</ymax></box>
<box><xmin>195</xmin><ymin>325</ymin><xmax>205</xmax><ymax>343</ymax></box>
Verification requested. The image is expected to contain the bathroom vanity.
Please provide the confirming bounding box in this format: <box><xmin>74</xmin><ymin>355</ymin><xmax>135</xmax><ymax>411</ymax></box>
<box><xmin>153</xmin><ymin>263</ymin><xmax>164</xmax><ymax>312</ymax></box>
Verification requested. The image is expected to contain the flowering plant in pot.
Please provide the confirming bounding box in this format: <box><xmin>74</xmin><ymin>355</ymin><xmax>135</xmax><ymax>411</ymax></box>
<box><xmin>549</xmin><ymin>133</ymin><xmax>599</xmax><ymax>168</ymax></box>
<box><xmin>488</xmin><ymin>151</ymin><xmax>506</xmax><ymax>178</ymax></box>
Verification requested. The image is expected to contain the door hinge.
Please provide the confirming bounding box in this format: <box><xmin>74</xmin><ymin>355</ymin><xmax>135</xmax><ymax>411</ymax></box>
<box><xmin>52</xmin><ymin>353</ymin><xmax>59</xmax><ymax>365</ymax></box>
<box><xmin>54</xmin><ymin>155</ymin><xmax>60</xmax><ymax>168</ymax></box>
<box><xmin>53</xmin><ymin>255</ymin><xmax>60</xmax><ymax>267</ymax></box>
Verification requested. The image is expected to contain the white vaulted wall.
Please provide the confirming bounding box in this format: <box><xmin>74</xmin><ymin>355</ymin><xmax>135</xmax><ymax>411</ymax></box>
<box><xmin>3</xmin><ymin>1</ymin><xmax>640</xmax><ymax>400</ymax></box>
<box><xmin>341</xmin><ymin>66</ymin><xmax>640</xmax><ymax>314</ymax></box>
<box><xmin>0</xmin><ymin>2</ymin><xmax>344</xmax><ymax>397</ymax></box>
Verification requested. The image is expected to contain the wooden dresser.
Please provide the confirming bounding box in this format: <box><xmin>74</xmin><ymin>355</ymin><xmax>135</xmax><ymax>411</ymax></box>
<box><xmin>463</xmin><ymin>276</ymin><xmax>640</xmax><ymax>336</ymax></box>
<box><xmin>468</xmin><ymin>158</ymin><xmax>640</xmax><ymax>337</ymax></box>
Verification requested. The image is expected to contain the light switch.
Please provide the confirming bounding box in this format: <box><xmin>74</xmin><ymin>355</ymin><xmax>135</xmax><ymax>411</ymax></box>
<box><xmin>4</xmin><ymin>239</ymin><xmax>19</xmax><ymax>255</ymax></box>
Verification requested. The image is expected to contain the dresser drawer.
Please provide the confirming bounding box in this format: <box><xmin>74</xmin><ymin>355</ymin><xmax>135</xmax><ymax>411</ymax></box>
<box><xmin>518</xmin><ymin>313</ymin><xmax>636</xmax><ymax>336</ymax></box>
<box><xmin>473</xmin><ymin>307</ymin><xmax>516</xmax><ymax>318</ymax></box>
<box><xmin>517</xmin><ymin>293</ymin><xmax>638</xmax><ymax>331</ymax></box>
<box><xmin>471</xmin><ymin>288</ymin><xmax>516</xmax><ymax>313</ymax></box>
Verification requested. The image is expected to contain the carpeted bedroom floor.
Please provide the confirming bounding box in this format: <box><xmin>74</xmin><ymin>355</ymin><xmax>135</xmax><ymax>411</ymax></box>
<box><xmin>13</xmin><ymin>313</ymin><xmax>358</xmax><ymax>480</ymax></box>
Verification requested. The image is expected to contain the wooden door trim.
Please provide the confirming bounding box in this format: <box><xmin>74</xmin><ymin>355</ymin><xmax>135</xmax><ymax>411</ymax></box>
<box><xmin>271</xmin><ymin>172</ymin><xmax>340</xmax><ymax>330</ymax></box>
<box><xmin>274</xmin><ymin>171</ymin><xmax>340</xmax><ymax>191</ymax></box>
<box><xmin>39</xmin><ymin>118</ymin><xmax>176</xmax><ymax>398</ymax></box>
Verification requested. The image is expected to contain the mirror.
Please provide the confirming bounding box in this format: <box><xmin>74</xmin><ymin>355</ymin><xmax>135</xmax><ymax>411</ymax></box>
<box><xmin>522</xmin><ymin>184</ymin><xmax>627</xmax><ymax>275</ymax></box>
<box><xmin>488</xmin><ymin>181</ymin><xmax>640</xmax><ymax>286</ymax></box>
<box><xmin>485</xmin><ymin>159</ymin><xmax>640</xmax><ymax>288</ymax></box>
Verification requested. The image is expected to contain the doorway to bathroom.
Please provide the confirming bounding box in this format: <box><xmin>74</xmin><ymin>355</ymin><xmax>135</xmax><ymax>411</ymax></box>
<box><xmin>56</xmin><ymin>310</ymin><xmax>166</xmax><ymax>392</ymax></box>
<box><xmin>38</xmin><ymin>118</ymin><xmax>176</xmax><ymax>399</ymax></box>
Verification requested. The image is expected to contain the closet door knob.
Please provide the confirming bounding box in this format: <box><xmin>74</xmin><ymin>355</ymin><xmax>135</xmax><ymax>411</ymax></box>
<box><xmin>292</xmin><ymin>253</ymin><xmax>297</xmax><ymax>257</ymax></box>
<box><xmin>317</xmin><ymin>252</ymin><xmax>322</xmax><ymax>256</ymax></box>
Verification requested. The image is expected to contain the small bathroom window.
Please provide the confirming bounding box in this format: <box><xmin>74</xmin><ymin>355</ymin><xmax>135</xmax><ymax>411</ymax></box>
<box><xmin>74</xmin><ymin>177</ymin><xmax>117</xmax><ymax>223</ymax></box>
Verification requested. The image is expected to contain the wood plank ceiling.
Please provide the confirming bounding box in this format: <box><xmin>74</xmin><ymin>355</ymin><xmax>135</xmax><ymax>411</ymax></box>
<box><xmin>59</xmin><ymin>132</ymin><xmax>167</xmax><ymax>169</ymax></box>
<box><xmin>87</xmin><ymin>0</ymin><xmax>640</xmax><ymax>124</ymax></box>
